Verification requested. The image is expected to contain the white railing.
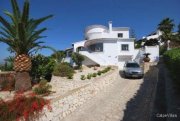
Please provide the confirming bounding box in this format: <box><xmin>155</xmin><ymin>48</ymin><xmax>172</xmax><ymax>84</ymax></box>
<box><xmin>85</xmin><ymin>32</ymin><xmax>110</xmax><ymax>40</ymax></box>
<box><xmin>133</xmin><ymin>49</ymin><xmax>145</xmax><ymax>64</ymax></box>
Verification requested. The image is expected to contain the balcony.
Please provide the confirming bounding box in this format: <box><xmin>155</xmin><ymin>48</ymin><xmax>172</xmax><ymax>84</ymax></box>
<box><xmin>85</xmin><ymin>32</ymin><xmax>110</xmax><ymax>40</ymax></box>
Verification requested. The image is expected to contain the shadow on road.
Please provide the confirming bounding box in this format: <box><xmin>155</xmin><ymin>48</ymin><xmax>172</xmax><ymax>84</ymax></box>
<box><xmin>121</xmin><ymin>64</ymin><xmax>158</xmax><ymax>121</ymax></box>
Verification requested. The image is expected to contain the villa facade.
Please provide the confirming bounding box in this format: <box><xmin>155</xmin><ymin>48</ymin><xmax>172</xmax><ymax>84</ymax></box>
<box><xmin>65</xmin><ymin>22</ymin><xmax>159</xmax><ymax>69</ymax></box>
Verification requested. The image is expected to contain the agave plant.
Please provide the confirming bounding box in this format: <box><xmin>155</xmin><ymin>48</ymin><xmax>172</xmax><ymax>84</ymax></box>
<box><xmin>0</xmin><ymin>0</ymin><xmax>53</xmax><ymax>91</ymax></box>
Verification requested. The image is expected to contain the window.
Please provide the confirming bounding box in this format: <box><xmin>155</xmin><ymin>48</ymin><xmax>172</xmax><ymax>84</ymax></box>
<box><xmin>126</xmin><ymin>63</ymin><xmax>140</xmax><ymax>68</ymax></box>
<box><xmin>89</xmin><ymin>43</ymin><xmax>103</xmax><ymax>52</ymax></box>
<box><xmin>121</xmin><ymin>44</ymin><xmax>129</xmax><ymax>51</ymax></box>
<box><xmin>118</xmin><ymin>33</ymin><xmax>123</xmax><ymax>38</ymax></box>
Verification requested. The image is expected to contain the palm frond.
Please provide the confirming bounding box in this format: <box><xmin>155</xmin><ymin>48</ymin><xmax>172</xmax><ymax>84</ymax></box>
<box><xmin>27</xmin><ymin>15</ymin><xmax>53</xmax><ymax>34</ymax></box>
<box><xmin>29</xmin><ymin>45</ymin><xmax>57</xmax><ymax>55</ymax></box>
<box><xmin>28</xmin><ymin>28</ymin><xmax>47</xmax><ymax>41</ymax></box>
<box><xmin>11</xmin><ymin>0</ymin><xmax>21</xmax><ymax>21</ymax></box>
<box><xmin>0</xmin><ymin>0</ymin><xmax>53</xmax><ymax>55</ymax></box>
<box><xmin>3</xmin><ymin>10</ymin><xmax>16</xmax><ymax>24</ymax></box>
<box><xmin>21</xmin><ymin>0</ymin><xmax>29</xmax><ymax>25</ymax></box>
<box><xmin>0</xmin><ymin>16</ymin><xmax>14</xmax><ymax>35</ymax></box>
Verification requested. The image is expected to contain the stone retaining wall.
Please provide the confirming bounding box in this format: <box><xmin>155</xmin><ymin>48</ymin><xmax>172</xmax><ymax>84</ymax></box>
<box><xmin>37</xmin><ymin>68</ymin><xmax>118</xmax><ymax>121</ymax></box>
<box><xmin>0</xmin><ymin>72</ymin><xmax>15</xmax><ymax>90</ymax></box>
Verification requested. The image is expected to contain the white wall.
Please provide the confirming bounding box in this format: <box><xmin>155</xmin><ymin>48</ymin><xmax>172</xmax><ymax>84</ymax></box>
<box><xmin>145</xmin><ymin>46</ymin><xmax>159</xmax><ymax>62</ymax></box>
<box><xmin>117</xmin><ymin>40</ymin><xmax>135</xmax><ymax>56</ymax></box>
<box><xmin>82</xmin><ymin>56</ymin><xmax>97</xmax><ymax>66</ymax></box>
<box><xmin>85</xmin><ymin>25</ymin><xmax>130</xmax><ymax>40</ymax></box>
<box><xmin>73</xmin><ymin>41</ymin><xmax>85</xmax><ymax>52</ymax></box>
<box><xmin>146</xmin><ymin>34</ymin><xmax>159</xmax><ymax>40</ymax></box>
<box><xmin>103</xmin><ymin>40</ymin><xmax>118</xmax><ymax>65</ymax></box>
<box><xmin>73</xmin><ymin>23</ymin><xmax>136</xmax><ymax>69</ymax></box>
<box><xmin>78</xmin><ymin>39</ymin><xmax>136</xmax><ymax>69</ymax></box>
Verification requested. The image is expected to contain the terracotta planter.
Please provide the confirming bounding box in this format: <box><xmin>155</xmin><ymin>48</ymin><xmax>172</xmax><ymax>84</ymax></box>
<box><xmin>143</xmin><ymin>57</ymin><xmax>150</xmax><ymax>62</ymax></box>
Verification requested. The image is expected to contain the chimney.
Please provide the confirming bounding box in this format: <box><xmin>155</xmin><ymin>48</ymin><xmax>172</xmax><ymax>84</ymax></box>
<box><xmin>109</xmin><ymin>21</ymin><xmax>112</xmax><ymax>32</ymax></box>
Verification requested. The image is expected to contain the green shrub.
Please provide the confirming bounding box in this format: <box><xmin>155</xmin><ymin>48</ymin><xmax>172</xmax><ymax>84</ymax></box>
<box><xmin>71</xmin><ymin>52</ymin><xmax>85</xmax><ymax>69</ymax></box>
<box><xmin>87</xmin><ymin>73</ymin><xmax>92</xmax><ymax>79</ymax></box>
<box><xmin>67</xmin><ymin>73</ymin><xmax>73</xmax><ymax>79</ymax></box>
<box><xmin>97</xmin><ymin>71</ymin><xmax>102</xmax><ymax>76</ymax></box>
<box><xmin>81</xmin><ymin>75</ymin><xmax>86</xmax><ymax>80</ymax></box>
<box><xmin>101</xmin><ymin>69</ymin><xmax>107</xmax><ymax>73</ymax></box>
<box><xmin>160</xmin><ymin>45</ymin><xmax>167</xmax><ymax>55</ymax></box>
<box><xmin>31</xmin><ymin>54</ymin><xmax>56</xmax><ymax>82</ymax></box>
<box><xmin>163</xmin><ymin>48</ymin><xmax>180</xmax><ymax>88</ymax></box>
<box><xmin>101</xmin><ymin>66</ymin><xmax>111</xmax><ymax>73</ymax></box>
<box><xmin>92</xmin><ymin>73</ymin><xmax>97</xmax><ymax>77</ymax></box>
<box><xmin>33</xmin><ymin>80</ymin><xmax>52</xmax><ymax>95</ymax></box>
<box><xmin>53</xmin><ymin>62</ymin><xmax>74</xmax><ymax>77</ymax></box>
<box><xmin>107</xmin><ymin>66</ymin><xmax>111</xmax><ymax>70</ymax></box>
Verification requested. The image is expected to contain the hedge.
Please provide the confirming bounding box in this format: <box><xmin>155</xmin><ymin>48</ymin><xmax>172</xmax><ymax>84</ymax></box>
<box><xmin>163</xmin><ymin>48</ymin><xmax>180</xmax><ymax>88</ymax></box>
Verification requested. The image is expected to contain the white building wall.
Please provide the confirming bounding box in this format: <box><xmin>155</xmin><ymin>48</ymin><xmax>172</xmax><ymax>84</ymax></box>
<box><xmin>116</xmin><ymin>40</ymin><xmax>135</xmax><ymax>69</ymax></box>
<box><xmin>145</xmin><ymin>46</ymin><xmax>159</xmax><ymax>62</ymax></box>
<box><xmin>117</xmin><ymin>40</ymin><xmax>135</xmax><ymax>55</ymax></box>
<box><xmin>86</xmin><ymin>28</ymin><xmax>107</xmax><ymax>34</ymax></box>
<box><xmin>67</xmin><ymin>22</ymin><xmax>161</xmax><ymax>70</ymax></box>
<box><xmin>146</xmin><ymin>34</ymin><xmax>159</xmax><ymax>40</ymax></box>
<box><xmin>103</xmin><ymin>41</ymin><xmax>118</xmax><ymax>65</ymax></box>
<box><xmin>111</xmin><ymin>31</ymin><xmax>129</xmax><ymax>38</ymax></box>
<box><xmin>73</xmin><ymin>41</ymin><xmax>85</xmax><ymax>52</ymax></box>
<box><xmin>85</xmin><ymin>30</ymin><xmax>129</xmax><ymax>40</ymax></box>
<box><xmin>82</xmin><ymin>56</ymin><xmax>97</xmax><ymax>66</ymax></box>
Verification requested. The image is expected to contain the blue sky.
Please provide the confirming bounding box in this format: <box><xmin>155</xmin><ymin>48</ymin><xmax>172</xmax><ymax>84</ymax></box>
<box><xmin>0</xmin><ymin>0</ymin><xmax>180</xmax><ymax>62</ymax></box>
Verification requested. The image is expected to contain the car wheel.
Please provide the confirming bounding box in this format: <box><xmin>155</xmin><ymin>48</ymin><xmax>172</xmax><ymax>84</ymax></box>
<box><xmin>139</xmin><ymin>76</ymin><xmax>143</xmax><ymax>79</ymax></box>
<box><xmin>124</xmin><ymin>73</ymin><xmax>127</xmax><ymax>78</ymax></box>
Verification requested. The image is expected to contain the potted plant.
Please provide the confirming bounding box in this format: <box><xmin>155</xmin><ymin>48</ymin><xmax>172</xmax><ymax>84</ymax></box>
<box><xmin>143</xmin><ymin>53</ymin><xmax>151</xmax><ymax>62</ymax></box>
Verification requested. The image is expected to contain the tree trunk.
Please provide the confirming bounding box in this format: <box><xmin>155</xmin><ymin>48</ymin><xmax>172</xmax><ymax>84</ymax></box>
<box><xmin>15</xmin><ymin>71</ymin><xmax>32</xmax><ymax>91</ymax></box>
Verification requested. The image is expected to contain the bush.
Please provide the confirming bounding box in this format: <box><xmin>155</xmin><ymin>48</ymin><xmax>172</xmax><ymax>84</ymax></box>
<box><xmin>87</xmin><ymin>73</ymin><xmax>92</xmax><ymax>80</ymax></box>
<box><xmin>67</xmin><ymin>73</ymin><xmax>73</xmax><ymax>79</ymax></box>
<box><xmin>160</xmin><ymin>45</ymin><xmax>167</xmax><ymax>55</ymax></box>
<box><xmin>31</xmin><ymin>54</ymin><xmax>56</xmax><ymax>82</ymax></box>
<box><xmin>33</xmin><ymin>80</ymin><xmax>52</xmax><ymax>95</ymax></box>
<box><xmin>53</xmin><ymin>62</ymin><xmax>74</xmax><ymax>78</ymax></box>
<box><xmin>97</xmin><ymin>71</ymin><xmax>102</xmax><ymax>76</ymax></box>
<box><xmin>101</xmin><ymin>69</ymin><xmax>107</xmax><ymax>73</ymax></box>
<box><xmin>0</xmin><ymin>93</ymin><xmax>50</xmax><ymax>121</ymax></box>
<box><xmin>102</xmin><ymin>67</ymin><xmax>111</xmax><ymax>73</ymax></box>
<box><xmin>71</xmin><ymin>52</ymin><xmax>85</xmax><ymax>69</ymax></box>
<box><xmin>163</xmin><ymin>48</ymin><xmax>180</xmax><ymax>89</ymax></box>
<box><xmin>92</xmin><ymin>73</ymin><xmax>97</xmax><ymax>77</ymax></box>
<box><xmin>106</xmin><ymin>66</ymin><xmax>111</xmax><ymax>71</ymax></box>
<box><xmin>81</xmin><ymin>75</ymin><xmax>86</xmax><ymax>80</ymax></box>
<box><xmin>0</xmin><ymin>56</ymin><xmax>14</xmax><ymax>71</ymax></box>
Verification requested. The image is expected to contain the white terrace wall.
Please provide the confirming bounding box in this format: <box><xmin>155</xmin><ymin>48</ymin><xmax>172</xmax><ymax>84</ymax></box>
<box><xmin>36</xmin><ymin>68</ymin><xmax>118</xmax><ymax>121</ymax></box>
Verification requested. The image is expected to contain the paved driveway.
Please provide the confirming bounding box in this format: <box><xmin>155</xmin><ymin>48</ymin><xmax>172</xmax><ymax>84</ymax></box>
<box><xmin>61</xmin><ymin>66</ymin><xmax>157</xmax><ymax>121</ymax></box>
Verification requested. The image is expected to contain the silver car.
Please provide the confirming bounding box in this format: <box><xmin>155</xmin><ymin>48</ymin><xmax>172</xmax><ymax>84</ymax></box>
<box><xmin>123</xmin><ymin>61</ymin><xmax>144</xmax><ymax>78</ymax></box>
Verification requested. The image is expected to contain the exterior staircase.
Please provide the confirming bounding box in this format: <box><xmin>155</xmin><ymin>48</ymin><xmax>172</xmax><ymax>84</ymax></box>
<box><xmin>79</xmin><ymin>51</ymin><xmax>107</xmax><ymax>66</ymax></box>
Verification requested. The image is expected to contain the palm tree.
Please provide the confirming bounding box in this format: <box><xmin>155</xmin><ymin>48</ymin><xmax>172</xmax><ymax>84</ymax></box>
<box><xmin>158</xmin><ymin>18</ymin><xmax>175</xmax><ymax>42</ymax></box>
<box><xmin>178</xmin><ymin>23</ymin><xmax>180</xmax><ymax>35</ymax></box>
<box><xmin>51</xmin><ymin>50</ymin><xmax>66</xmax><ymax>63</ymax></box>
<box><xmin>0</xmin><ymin>0</ymin><xmax>53</xmax><ymax>91</ymax></box>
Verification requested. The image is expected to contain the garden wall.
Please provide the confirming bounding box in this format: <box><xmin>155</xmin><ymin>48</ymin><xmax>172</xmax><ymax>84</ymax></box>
<box><xmin>144</xmin><ymin>45</ymin><xmax>159</xmax><ymax>62</ymax></box>
<box><xmin>37</xmin><ymin>68</ymin><xmax>118</xmax><ymax>121</ymax></box>
<box><xmin>0</xmin><ymin>71</ymin><xmax>15</xmax><ymax>90</ymax></box>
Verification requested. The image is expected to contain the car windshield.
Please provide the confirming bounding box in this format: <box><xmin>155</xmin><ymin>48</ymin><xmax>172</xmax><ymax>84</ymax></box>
<box><xmin>126</xmin><ymin>63</ymin><xmax>140</xmax><ymax>68</ymax></box>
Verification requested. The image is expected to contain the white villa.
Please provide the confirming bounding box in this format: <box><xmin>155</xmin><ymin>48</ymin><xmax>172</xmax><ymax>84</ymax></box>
<box><xmin>142</xmin><ymin>30</ymin><xmax>162</xmax><ymax>40</ymax></box>
<box><xmin>65</xmin><ymin>21</ymin><xmax>159</xmax><ymax>69</ymax></box>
